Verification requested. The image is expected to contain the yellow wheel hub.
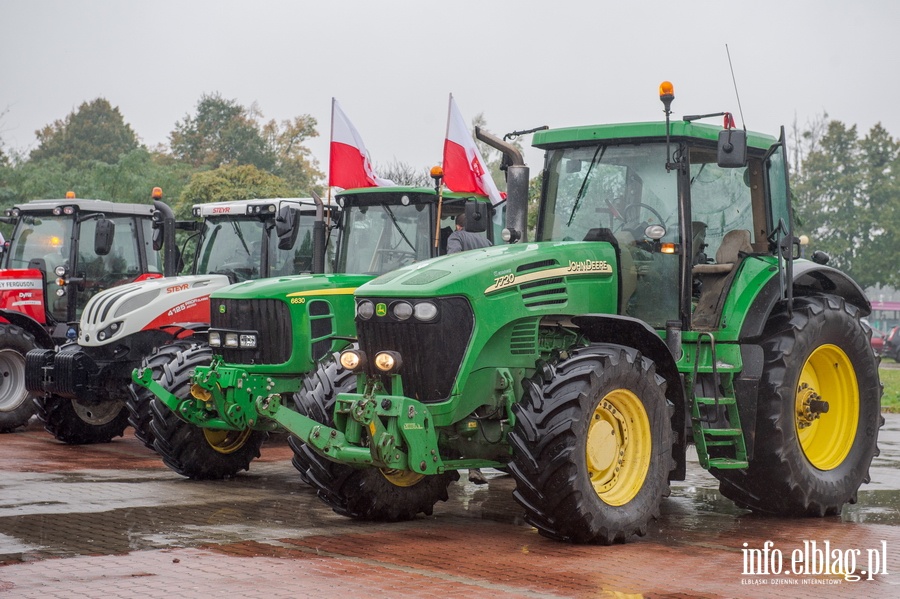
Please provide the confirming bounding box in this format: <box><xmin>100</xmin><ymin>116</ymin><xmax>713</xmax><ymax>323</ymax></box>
<box><xmin>795</xmin><ymin>344</ymin><xmax>858</xmax><ymax>470</ymax></box>
<box><xmin>380</xmin><ymin>468</ymin><xmax>424</xmax><ymax>487</ymax></box>
<box><xmin>586</xmin><ymin>389</ymin><xmax>652</xmax><ymax>506</ymax></box>
<box><xmin>203</xmin><ymin>428</ymin><xmax>252</xmax><ymax>455</ymax></box>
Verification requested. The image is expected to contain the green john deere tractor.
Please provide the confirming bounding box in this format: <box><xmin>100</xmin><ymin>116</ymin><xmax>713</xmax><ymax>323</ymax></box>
<box><xmin>134</xmin><ymin>184</ymin><xmax>501</xmax><ymax>479</ymax></box>
<box><xmin>135</xmin><ymin>83</ymin><xmax>881</xmax><ymax>543</ymax></box>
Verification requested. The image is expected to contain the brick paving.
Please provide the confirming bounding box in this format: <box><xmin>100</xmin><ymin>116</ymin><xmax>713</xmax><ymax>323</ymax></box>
<box><xmin>0</xmin><ymin>418</ymin><xmax>898</xmax><ymax>598</ymax></box>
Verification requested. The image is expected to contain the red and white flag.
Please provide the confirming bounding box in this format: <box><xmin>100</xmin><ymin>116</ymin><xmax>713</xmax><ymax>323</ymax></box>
<box><xmin>442</xmin><ymin>94</ymin><xmax>503</xmax><ymax>206</ymax></box>
<box><xmin>329</xmin><ymin>98</ymin><xmax>394</xmax><ymax>189</ymax></box>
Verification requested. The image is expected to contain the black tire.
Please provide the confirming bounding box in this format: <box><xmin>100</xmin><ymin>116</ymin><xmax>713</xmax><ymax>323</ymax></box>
<box><xmin>508</xmin><ymin>344</ymin><xmax>672</xmax><ymax>544</ymax></box>
<box><xmin>0</xmin><ymin>323</ymin><xmax>39</xmax><ymax>432</ymax></box>
<box><xmin>127</xmin><ymin>340</ymin><xmax>197</xmax><ymax>450</ymax></box>
<box><xmin>289</xmin><ymin>351</ymin><xmax>459</xmax><ymax>521</ymax></box>
<box><xmin>149</xmin><ymin>344</ymin><xmax>267</xmax><ymax>480</ymax></box>
<box><xmin>34</xmin><ymin>394</ymin><xmax>130</xmax><ymax>444</ymax></box>
<box><xmin>714</xmin><ymin>295</ymin><xmax>883</xmax><ymax>516</ymax></box>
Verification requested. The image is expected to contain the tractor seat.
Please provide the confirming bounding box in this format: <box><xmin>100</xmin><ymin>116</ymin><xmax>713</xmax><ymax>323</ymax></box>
<box><xmin>692</xmin><ymin>229</ymin><xmax>753</xmax><ymax>275</ymax></box>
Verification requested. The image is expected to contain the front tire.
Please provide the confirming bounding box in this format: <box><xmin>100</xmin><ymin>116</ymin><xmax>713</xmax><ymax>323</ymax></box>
<box><xmin>34</xmin><ymin>394</ymin><xmax>130</xmax><ymax>444</ymax></box>
<box><xmin>508</xmin><ymin>344</ymin><xmax>672</xmax><ymax>544</ymax></box>
<box><xmin>149</xmin><ymin>344</ymin><xmax>267</xmax><ymax>479</ymax></box>
<box><xmin>289</xmin><ymin>352</ymin><xmax>459</xmax><ymax>521</ymax></box>
<box><xmin>0</xmin><ymin>323</ymin><xmax>39</xmax><ymax>432</ymax></box>
<box><xmin>127</xmin><ymin>340</ymin><xmax>197</xmax><ymax>450</ymax></box>
<box><xmin>714</xmin><ymin>295</ymin><xmax>883</xmax><ymax>516</ymax></box>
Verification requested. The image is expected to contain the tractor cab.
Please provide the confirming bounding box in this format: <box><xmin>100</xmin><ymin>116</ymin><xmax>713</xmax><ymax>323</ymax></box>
<box><xmin>331</xmin><ymin>187</ymin><xmax>496</xmax><ymax>275</ymax></box>
<box><xmin>188</xmin><ymin>198</ymin><xmax>329</xmax><ymax>283</ymax></box>
<box><xmin>1</xmin><ymin>197</ymin><xmax>170</xmax><ymax>329</ymax></box>
<box><xmin>534</xmin><ymin>98</ymin><xmax>789</xmax><ymax>334</ymax></box>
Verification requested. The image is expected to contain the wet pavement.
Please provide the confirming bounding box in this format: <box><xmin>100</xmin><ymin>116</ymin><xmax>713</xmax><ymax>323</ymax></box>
<box><xmin>0</xmin><ymin>414</ymin><xmax>897</xmax><ymax>598</ymax></box>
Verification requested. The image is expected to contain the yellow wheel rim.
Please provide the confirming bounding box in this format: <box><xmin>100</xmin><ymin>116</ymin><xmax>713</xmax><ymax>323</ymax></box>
<box><xmin>203</xmin><ymin>428</ymin><xmax>252</xmax><ymax>455</ymax></box>
<box><xmin>795</xmin><ymin>344</ymin><xmax>858</xmax><ymax>470</ymax></box>
<box><xmin>380</xmin><ymin>468</ymin><xmax>425</xmax><ymax>487</ymax></box>
<box><xmin>586</xmin><ymin>389</ymin><xmax>652</xmax><ymax>506</ymax></box>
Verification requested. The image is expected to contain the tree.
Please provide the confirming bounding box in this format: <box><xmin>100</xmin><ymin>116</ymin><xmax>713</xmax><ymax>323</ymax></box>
<box><xmin>375</xmin><ymin>160</ymin><xmax>432</xmax><ymax>187</ymax></box>
<box><xmin>30</xmin><ymin>98</ymin><xmax>139</xmax><ymax>167</ymax></box>
<box><xmin>174</xmin><ymin>164</ymin><xmax>293</xmax><ymax>218</ymax></box>
<box><xmin>0</xmin><ymin>149</ymin><xmax>193</xmax><ymax>211</ymax></box>
<box><xmin>170</xmin><ymin>94</ymin><xmax>323</xmax><ymax>194</ymax></box>
<box><xmin>170</xmin><ymin>93</ymin><xmax>273</xmax><ymax>170</ymax></box>
<box><xmin>263</xmin><ymin>115</ymin><xmax>323</xmax><ymax>193</ymax></box>
<box><xmin>793</xmin><ymin>119</ymin><xmax>900</xmax><ymax>288</ymax></box>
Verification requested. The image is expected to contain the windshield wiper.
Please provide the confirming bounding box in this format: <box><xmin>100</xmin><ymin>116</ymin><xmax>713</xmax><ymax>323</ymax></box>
<box><xmin>567</xmin><ymin>145</ymin><xmax>607</xmax><ymax>227</ymax></box>
<box><xmin>230</xmin><ymin>220</ymin><xmax>252</xmax><ymax>257</ymax></box>
<box><xmin>381</xmin><ymin>205</ymin><xmax>416</xmax><ymax>252</ymax></box>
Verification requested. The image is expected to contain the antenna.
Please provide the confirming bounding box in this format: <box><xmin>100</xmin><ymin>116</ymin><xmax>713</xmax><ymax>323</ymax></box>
<box><xmin>726</xmin><ymin>44</ymin><xmax>746</xmax><ymax>130</ymax></box>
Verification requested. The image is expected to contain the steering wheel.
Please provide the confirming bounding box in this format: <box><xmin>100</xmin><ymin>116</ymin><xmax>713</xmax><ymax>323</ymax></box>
<box><xmin>371</xmin><ymin>249</ymin><xmax>417</xmax><ymax>269</ymax></box>
<box><xmin>615</xmin><ymin>202</ymin><xmax>667</xmax><ymax>239</ymax></box>
<box><xmin>622</xmin><ymin>202</ymin><xmax>665</xmax><ymax>226</ymax></box>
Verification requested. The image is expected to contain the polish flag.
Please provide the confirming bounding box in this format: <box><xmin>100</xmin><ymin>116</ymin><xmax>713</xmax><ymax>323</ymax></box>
<box><xmin>442</xmin><ymin>94</ymin><xmax>503</xmax><ymax>205</ymax></box>
<box><xmin>329</xmin><ymin>99</ymin><xmax>394</xmax><ymax>189</ymax></box>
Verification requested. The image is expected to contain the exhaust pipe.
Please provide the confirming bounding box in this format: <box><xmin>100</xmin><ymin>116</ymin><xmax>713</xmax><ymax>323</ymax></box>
<box><xmin>475</xmin><ymin>127</ymin><xmax>529</xmax><ymax>243</ymax></box>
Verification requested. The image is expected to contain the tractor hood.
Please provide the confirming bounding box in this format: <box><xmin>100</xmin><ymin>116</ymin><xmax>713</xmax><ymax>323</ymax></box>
<box><xmin>356</xmin><ymin>241</ymin><xmax>620</xmax><ymax>311</ymax></box>
<box><xmin>78</xmin><ymin>274</ymin><xmax>231</xmax><ymax>347</ymax></box>
<box><xmin>208</xmin><ymin>272</ymin><xmax>376</xmax><ymax>303</ymax></box>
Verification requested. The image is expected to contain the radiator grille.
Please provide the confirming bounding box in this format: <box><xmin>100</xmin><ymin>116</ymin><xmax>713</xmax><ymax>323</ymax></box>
<box><xmin>356</xmin><ymin>296</ymin><xmax>472</xmax><ymax>404</ymax></box>
<box><xmin>211</xmin><ymin>298</ymin><xmax>292</xmax><ymax>364</ymax></box>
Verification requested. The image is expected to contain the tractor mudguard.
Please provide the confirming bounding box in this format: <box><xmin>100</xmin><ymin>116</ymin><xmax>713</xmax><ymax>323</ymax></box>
<box><xmin>739</xmin><ymin>261</ymin><xmax>871</xmax><ymax>341</ymax></box>
<box><xmin>0</xmin><ymin>309</ymin><xmax>54</xmax><ymax>349</ymax></box>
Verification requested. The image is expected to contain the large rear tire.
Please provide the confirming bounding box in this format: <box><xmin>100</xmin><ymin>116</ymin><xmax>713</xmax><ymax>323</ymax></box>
<box><xmin>289</xmin><ymin>352</ymin><xmax>459</xmax><ymax>520</ymax></box>
<box><xmin>149</xmin><ymin>344</ymin><xmax>267</xmax><ymax>479</ymax></box>
<box><xmin>127</xmin><ymin>340</ymin><xmax>197</xmax><ymax>450</ymax></box>
<box><xmin>714</xmin><ymin>295</ymin><xmax>883</xmax><ymax>516</ymax></box>
<box><xmin>508</xmin><ymin>344</ymin><xmax>672</xmax><ymax>544</ymax></box>
<box><xmin>0</xmin><ymin>324</ymin><xmax>38</xmax><ymax>433</ymax></box>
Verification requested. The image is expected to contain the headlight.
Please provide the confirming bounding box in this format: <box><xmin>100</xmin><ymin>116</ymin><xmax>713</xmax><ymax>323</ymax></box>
<box><xmin>374</xmin><ymin>351</ymin><xmax>402</xmax><ymax>373</ymax></box>
<box><xmin>209</xmin><ymin>331</ymin><xmax>221</xmax><ymax>347</ymax></box>
<box><xmin>392</xmin><ymin>301</ymin><xmax>413</xmax><ymax>320</ymax></box>
<box><xmin>54</xmin><ymin>265</ymin><xmax>68</xmax><ymax>277</ymax></box>
<box><xmin>239</xmin><ymin>334</ymin><xmax>257</xmax><ymax>349</ymax></box>
<box><xmin>357</xmin><ymin>300</ymin><xmax>375</xmax><ymax>320</ymax></box>
<box><xmin>413</xmin><ymin>301</ymin><xmax>438</xmax><ymax>321</ymax></box>
<box><xmin>224</xmin><ymin>333</ymin><xmax>239</xmax><ymax>348</ymax></box>
<box><xmin>340</xmin><ymin>349</ymin><xmax>367</xmax><ymax>371</ymax></box>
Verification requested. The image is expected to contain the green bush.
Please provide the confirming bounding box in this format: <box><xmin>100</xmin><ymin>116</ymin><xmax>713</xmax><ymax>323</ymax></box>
<box><xmin>880</xmin><ymin>366</ymin><xmax>900</xmax><ymax>412</ymax></box>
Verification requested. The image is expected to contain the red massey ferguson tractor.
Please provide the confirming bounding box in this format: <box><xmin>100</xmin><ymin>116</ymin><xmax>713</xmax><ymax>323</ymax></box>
<box><xmin>0</xmin><ymin>190</ymin><xmax>177</xmax><ymax>431</ymax></box>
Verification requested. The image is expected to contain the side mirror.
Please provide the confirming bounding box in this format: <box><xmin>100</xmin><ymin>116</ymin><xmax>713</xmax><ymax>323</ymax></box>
<box><xmin>151</xmin><ymin>225</ymin><xmax>164</xmax><ymax>252</ymax></box>
<box><xmin>276</xmin><ymin>205</ymin><xmax>300</xmax><ymax>251</ymax></box>
<box><xmin>717</xmin><ymin>129</ymin><xmax>747</xmax><ymax>168</ymax></box>
<box><xmin>94</xmin><ymin>218</ymin><xmax>115</xmax><ymax>256</ymax></box>
<box><xmin>464</xmin><ymin>201</ymin><xmax>488</xmax><ymax>233</ymax></box>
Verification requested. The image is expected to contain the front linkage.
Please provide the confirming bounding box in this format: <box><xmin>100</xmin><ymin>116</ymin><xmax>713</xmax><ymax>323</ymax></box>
<box><xmin>133</xmin><ymin>364</ymin><xmax>495</xmax><ymax>474</ymax></box>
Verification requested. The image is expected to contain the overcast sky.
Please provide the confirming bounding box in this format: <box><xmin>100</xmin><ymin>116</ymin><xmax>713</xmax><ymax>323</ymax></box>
<box><xmin>1</xmin><ymin>1</ymin><xmax>896</xmax><ymax>176</ymax></box>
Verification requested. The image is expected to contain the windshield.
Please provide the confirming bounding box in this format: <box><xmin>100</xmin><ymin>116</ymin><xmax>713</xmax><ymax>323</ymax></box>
<box><xmin>337</xmin><ymin>202</ymin><xmax>436</xmax><ymax>275</ymax></box>
<box><xmin>540</xmin><ymin>143</ymin><xmax>680</xmax><ymax>327</ymax></box>
<box><xmin>195</xmin><ymin>215</ymin><xmax>325</xmax><ymax>281</ymax></box>
<box><xmin>6</xmin><ymin>214</ymin><xmax>72</xmax><ymax>270</ymax></box>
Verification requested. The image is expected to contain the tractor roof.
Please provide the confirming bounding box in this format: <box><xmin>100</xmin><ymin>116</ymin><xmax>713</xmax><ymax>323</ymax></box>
<box><xmin>191</xmin><ymin>197</ymin><xmax>319</xmax><ymax>218</ymax></box>
<box><xmin>11</xmin><ymin>198</ymin><xmax>158</xmax><ymax>216</ymax></box>
<box><xmin>533</xmin><ymin>121</ymin><xmax>776</xmax><ymax>152</ymax></box>
<box><xmin>336</xmin><ymin>186</ymin><xmax>489</xmax><ymax>202</ymax></box>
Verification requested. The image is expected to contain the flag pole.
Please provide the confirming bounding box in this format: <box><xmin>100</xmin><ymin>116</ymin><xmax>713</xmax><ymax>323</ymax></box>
<box><xmin>432</xmin><ymin>167</ymin><xmax>444</xmax><ymax>249</ymax></box>
<box><xmin>433</xmin><ymin>94</ymin><xmax>454</xmax><ymax>250</ymax></box>
<box><xmin>326</xmin><ymin>98</ymin><xmax>335</xmax><ymax>230</ymax></box>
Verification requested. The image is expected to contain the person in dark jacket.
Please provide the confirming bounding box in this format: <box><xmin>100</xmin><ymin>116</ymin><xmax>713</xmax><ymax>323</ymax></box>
<box><xmin>446</xmin><ymin>212</ymin><xmax>491</xmax><ymax>254</ymax></box>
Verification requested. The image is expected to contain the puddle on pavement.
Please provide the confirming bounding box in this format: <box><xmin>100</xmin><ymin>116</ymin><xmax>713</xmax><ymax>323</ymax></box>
<box><xmin>0</xmin><ymin>415</ymin><xmax>897</xmax><ymax>562</ymax></box>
